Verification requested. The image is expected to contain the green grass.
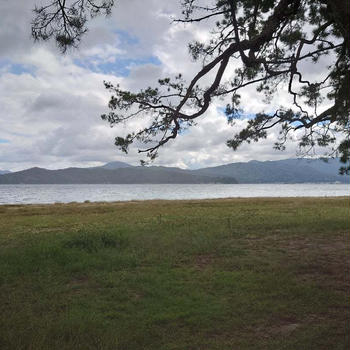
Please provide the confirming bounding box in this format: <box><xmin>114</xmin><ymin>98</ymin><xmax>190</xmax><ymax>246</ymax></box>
<box><xmin>0</xmin><ymin>197</ymin><xmax>349</xmax><ymax>349</ymax></box>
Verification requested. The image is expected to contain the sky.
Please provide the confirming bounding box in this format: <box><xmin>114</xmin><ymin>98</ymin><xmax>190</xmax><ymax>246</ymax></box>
<box><xmin>0</xmin><ymin>0</ymin><xmax>337</xmax><ymax>171</ymax></box>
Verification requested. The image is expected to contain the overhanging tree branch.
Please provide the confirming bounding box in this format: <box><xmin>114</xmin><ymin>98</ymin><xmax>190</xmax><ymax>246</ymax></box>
<box><xmin>32</xmin><ymin>0</ymin><xmax>350</xmax><ymax>171</ymax></box>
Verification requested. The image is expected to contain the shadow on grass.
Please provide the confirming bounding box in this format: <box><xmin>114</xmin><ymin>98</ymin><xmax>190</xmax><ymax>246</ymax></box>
<box><xmin>63</xmin><ymin>230</ymin><xmax>129</xmax><ymax>253</ymax></box>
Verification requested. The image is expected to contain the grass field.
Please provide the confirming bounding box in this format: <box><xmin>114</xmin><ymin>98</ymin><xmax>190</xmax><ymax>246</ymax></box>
<box><xmin>0</xmin><ymin>197</ymin><xmax>349</xmax><ymax>350</ymax></box>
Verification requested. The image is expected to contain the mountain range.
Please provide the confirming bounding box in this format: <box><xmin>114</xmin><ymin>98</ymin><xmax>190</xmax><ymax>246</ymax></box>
<box><xmin>0</xmin><ymin>158</ymin><xmax>348</xmax><ymax>184</ymax></box>
<box><xmin>191</xmin><ymin>158</ymin><xmax>348</xmax><ymax>183</ymax></box>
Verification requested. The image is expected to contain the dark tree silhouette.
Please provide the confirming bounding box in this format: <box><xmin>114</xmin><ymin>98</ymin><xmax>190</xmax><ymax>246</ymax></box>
<box><xmin>32</xmin><ymin>0</ymin><xmax>114</xmax><ymax>51</ymax></box>
<box><xmin>32</xmin><ymin>0</ymin><xmax>349</xmax><ymax>172</ymax></box>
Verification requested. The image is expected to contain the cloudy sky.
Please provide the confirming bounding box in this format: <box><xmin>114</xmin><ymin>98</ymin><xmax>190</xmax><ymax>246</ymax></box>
<box><xmin>0</xmin><ymin>0</ymin><xmax>334</xmax><ymax>171</ymax></box>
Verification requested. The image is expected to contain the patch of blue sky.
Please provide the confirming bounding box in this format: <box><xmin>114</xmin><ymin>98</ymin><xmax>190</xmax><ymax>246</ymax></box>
<box><xmin>75</xmin><ymin>29</ymin><xmax>162</xmax><ymax>76</ymax></box>
<box><xmin>216</xmin><ymin>106</ymin><xmax>256</xmax><ymax>120</ymax></box>
<box><xmin>177</xmin><ymin>122</ymin><xmax>192</xmax><ymax>136</ymax></box>
<box><xmin>0</xmin><ymin>60</ymin><xmax>35</xmax><ymax>76</ymax></box>
<box><xmin>75</xmin><ymin>55</ymin><xmax>161</xmax><ymax>77</ymax></box>
<box><xmin>0</xmin><ymin>138</ymin><xmax>10</xmax><ymax>144</ymax></box>
<box><xmin>9</xmin><ymin>63</ymin><xmax>35</xmax><ymax>75</ymax></box>
<box><xmin>114</xmin><ymin>29</ymin><xmax>139</xmax><ymax>46</ymax></box>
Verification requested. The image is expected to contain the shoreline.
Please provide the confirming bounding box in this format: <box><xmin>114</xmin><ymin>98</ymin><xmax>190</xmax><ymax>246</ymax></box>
<box><xmin>1</xmin><ymin>195</ymin><xmax>349</xmax><ymax>207</ymax></box>
<box><xmin>1</xmin><ymin>183</ymin><xmax>348</xmax><ymax>205</ymax></box>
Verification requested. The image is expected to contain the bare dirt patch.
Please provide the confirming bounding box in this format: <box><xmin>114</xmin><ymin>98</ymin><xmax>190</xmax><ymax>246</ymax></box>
<box><xmin>67</xmin><ymin>275</ymin><xmax>91</xmax><ymax>291</ymax></box>
<box><xmin>282</xmin><ymin>235</ymin><xmax>350</xmax><ymax>291</ymax></box>
<box><xmin>194</xmin><ymin>254</ymin><xmax>215</xmax><ymax>269</ymax></box>
<box><xmin>243</xmin><ymin>232</ymin><xmax>350</xmax><ymax>291</ymax></box>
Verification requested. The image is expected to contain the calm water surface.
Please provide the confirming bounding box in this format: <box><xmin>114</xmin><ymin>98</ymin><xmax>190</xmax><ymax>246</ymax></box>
<box><xmin>0</xmin><ymin>183</ymin><xmax>349</xmax><ymax>205</ymax></box>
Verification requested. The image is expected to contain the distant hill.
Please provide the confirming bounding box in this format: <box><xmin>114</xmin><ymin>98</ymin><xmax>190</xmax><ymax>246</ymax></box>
<box><xmin>0</xmin><ymin>158</ymin><xmax>348</xmax><ymax>184</ymax></box>
<box><xmin>0</xmin><ymin>166</ymin><xmax>236</xmax><ymax>184</ymax></box>
<box><xmin>192</xmin><ymin>158</ymin><xmax>349</xmax><ymax>183</ymax></box>
<box><xmin>98</xmin><ymin>161</ymin><xmax>133</xmax><ymax>169</ymax></box>
<box><xmin>0</xmin><ymin>170</ymin><xmax>10</xmax><ymax>175</ymax></box>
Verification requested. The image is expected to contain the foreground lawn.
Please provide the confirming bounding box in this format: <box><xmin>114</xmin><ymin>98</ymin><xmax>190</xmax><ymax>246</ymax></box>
<box><xmin>0</xmin><ymin>197</ymin><xmax>349</xmax><ymax>350</ymax></box>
